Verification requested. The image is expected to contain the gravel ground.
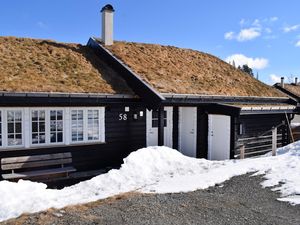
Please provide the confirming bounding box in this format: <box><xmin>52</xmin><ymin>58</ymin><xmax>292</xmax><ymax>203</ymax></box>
<box><xmin>2</xmin><ymin>174</ymin><xmax>300</xmax><ymax>225</ymax></box>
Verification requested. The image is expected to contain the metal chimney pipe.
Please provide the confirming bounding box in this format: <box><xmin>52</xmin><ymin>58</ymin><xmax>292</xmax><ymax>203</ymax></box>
<box><xmin>295</xmin><ymin>77</ymin><xmax>298</xmax><ymax>85</ymax></box>
<box><xmin>281</xmin><ymin>77</ymin><xmax>284</xmax><ymax>88</ymax></box>
<box><xmin>101</xmin><ymin>4</ymin><xmax>114</xmax><ymax>46</ymax></box>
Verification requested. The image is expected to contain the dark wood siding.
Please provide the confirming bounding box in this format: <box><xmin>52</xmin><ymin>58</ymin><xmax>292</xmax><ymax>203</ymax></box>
<box><xmin>234</xmin><ymin>114</ymin><xmax>289</xmax><ymax>158</ymax></box>
<box><xmin>0</xmin><ymin>104</ymin><xmax>146</xmax><ymax>179</ymax></box>
<box><xmin>197</xmin><ymin>109</ymin><xmax>208</xmax><ymax>158</ymax></box>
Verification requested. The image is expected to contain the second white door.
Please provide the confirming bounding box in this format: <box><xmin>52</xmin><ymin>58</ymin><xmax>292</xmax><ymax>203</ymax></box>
<box><xmin>146</xmin><ymin>107</ymin><xmax>173</xmax><ymax>148</ymax></box>
<box><xmin>208</xmin><ymin>114</ymin><xmax>231</xmax><ymax>160</ymax></box>
<box><xmin>178</xmin><ymin>107</ymin><xmax>197</xmax><ymax>157</ymax></box>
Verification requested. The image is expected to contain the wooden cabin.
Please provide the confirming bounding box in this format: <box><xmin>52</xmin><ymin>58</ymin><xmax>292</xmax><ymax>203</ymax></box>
<box><xmin>0</xmin><ymin>5</ymin><xmax>298</xmax><ymax>183</ymax></box>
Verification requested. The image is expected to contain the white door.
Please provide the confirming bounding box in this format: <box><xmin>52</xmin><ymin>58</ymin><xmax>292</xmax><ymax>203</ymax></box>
<box><xmin>146</xmin><ymin>107</ymin><xmax>173</xmax><ymax>148</ymax></box>
<box><xmin>179</xmin><ymin>107</ymin><xmax>197</xmax><ymax>157</ymax></box>
<box><xmin>208</xmin><ymin>115</ymin><xmax>231</xmax><ymax>160</ymax></box>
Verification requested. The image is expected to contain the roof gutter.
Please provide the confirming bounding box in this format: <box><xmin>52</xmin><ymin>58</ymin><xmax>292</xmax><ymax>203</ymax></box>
<box><xmin>87</xmin><ymin>37</ymin><xmax>165</xmax><ymax>106</ymax></box>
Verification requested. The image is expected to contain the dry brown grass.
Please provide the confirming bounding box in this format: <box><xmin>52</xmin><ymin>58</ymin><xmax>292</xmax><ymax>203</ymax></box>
<box><xmin>0</xmin><ymin>37</ymin><xmax>132</xmax><ymax>94</ymax></box>
<box><xmin>106</xmin><ymin>41</ymin><xmax>285</xmax><ymax>97</ymax></box>
<box><xmin>283</xmin><ymin>84</ymin><xmax>300</xmax><ymax>97</ymax></box>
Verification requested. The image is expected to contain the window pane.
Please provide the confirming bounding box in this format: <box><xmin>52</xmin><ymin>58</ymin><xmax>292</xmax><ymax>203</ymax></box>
<box><xmin>15</xmin><ymin>111</ymin><xmax>22</xmax><ymax>121</ymax></box>
<box><xmin>50</xmin><ymin>133</ymin><xmax>56</xmax><ymax>143</ymax></box>
<box><xmin>15</xmin><ymin>123</ymin><xmax>22</xmax><ymax>133</ymax></box>
<box><xmin>8</xmin><ymin>123</ymin><xmax>14</xmax><ymax>133</ymax></box>
<box><xmin>57</xmin><ymin>132</ymin><xmax>63</xmax><ymax>142</ymax></box>
<box><xmin>8</xmin><ymin>134</ymin><xmax>15</xmax><ymax>146</ymax></box>
<box><xmin>15</xmin><ymin>134</ymin><xmax>22</xmax><ymax>144</ymax></box>
<box><xmin>39</xmin><ymin>134</ymin><xmax>46</xmax><ymax>144</ymax></box>
<box><xmin>78</xmin><ymin>132</ymin><xmax>83</xmax><ymax>141</ymax></box>
<box><xmin>32</xmin><ymin>111</ymin><xmax>38</xmax><ymax>121</ymax></box>
<box><xmin>57</xmin><ymin>111</ymin><xmax>63</xmax><ymax>120</ymax></box>
<box><xmin>32</xmin><ymin>133</ymin><xmax>39</xmax><ymax>144</ymax></box>
<box><xmin>78</xmin><ymin>112</ymin><xmax>83</xmax><ymax>120</ymax></box>
<box><xmin>7</xmin><ymin>111</ymin><xmax>14</xmax><ymax>122</ymax></box>
<box><xmin>57</xmin><ymin>121</ymin><xmax>63</xmax><ymax>131</ymax></box>
<box><xmin>39</xmin><ymin>111</ymin><xmax>45</xmax><ymax>120</ymax></box>
<box><xmin>50</xmin><ymin>121</ymin><xmax>56</xmax><ymax>131</ymax></box>
<box><xmin>40</xmin><ymin>122</ymin><xmax>45</xmax><ymax>132</ymax></box>
<box><xmin>50</xmin><ymin>111</ymin><xmax>56</xmax><ymax>120</ymax></box>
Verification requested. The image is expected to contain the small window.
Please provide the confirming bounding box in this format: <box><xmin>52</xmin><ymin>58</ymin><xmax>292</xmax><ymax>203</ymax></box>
<box><xmin>71</xmin><ymin>110</ymin><xmax>84</xmax><ymax>142</ymax></box>
<box><xmin>31</xmin><ymin>110</ymin><xmax>46</xmax><ymax>144</ymax></box>
<box><xmin>7</xmin><ymin>110</ymin><xmax>22</xmax><ymax>146</ymax></box>
<box><xmin>50</xmin><ymin>110</ymin><xmax>63</xmax><ymax>143</ymax></box>
<box><xmin>88</xmin><ymin>110</ymin><xmax>100</xmax><ymax>141</ymax></box>
<box><xmin>152</xmin><ymin>110</ymin><xmax>167</xmax><ymax>128</ymax></box>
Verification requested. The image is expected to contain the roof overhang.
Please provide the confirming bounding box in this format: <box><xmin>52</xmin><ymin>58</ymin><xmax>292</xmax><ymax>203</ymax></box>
<box><xmin>0</xmin><ymin>92</ymin><xmax>141</xmax><ymax>107</ymax></box>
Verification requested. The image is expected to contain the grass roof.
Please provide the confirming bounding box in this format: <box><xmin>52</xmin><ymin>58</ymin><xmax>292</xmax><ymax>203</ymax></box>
<box><xmin>0</xmin><ymin>37</ymin><xmax>133</xmax><ymax>94</ymax></box>
<box><xmin>281</xmin><ymin>84</ymin><xmax>300</xmax><ymax>97</ymax></box>
<box><xmin>105</xmin><ymin>41</ymin><xmax>285</xmax><ymax>97</ymax></box>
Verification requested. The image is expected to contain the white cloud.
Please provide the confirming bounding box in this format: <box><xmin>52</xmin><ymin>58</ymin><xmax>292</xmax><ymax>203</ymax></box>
<box><xmin>265</xmin><ymin>28</ymin><xmax>272</xmax><ymax>33</ymax></box>
<box><xmin>224</xmin><ymin>31</ymin><xmax>235</xmax><ymax>40</ymax></box>
<box><xmin>269</xmin><ymin>74</ymin><xmax>282</xmax><ymax>83</ymax></box>
<box><xmin>225</xmin><ymin>54</ymin><xmax>269</xmax><ymax>70</ymax></box>
<box><xmin>295</xmin><ymin>40</ymin><xmax>300</xmax><ymax>47</ymax></box>
<box><xmin>237</xmin><ymin>27</ymin><xmax>261</xmax><ymax>41</ymax></box>
<box><xmin>252</xmin><ymin>19</ymin><xmax>261</xmax><ymax>27</ymax></box>
<box><xmin>270</xmin><ymin>17</ymin><xmax>278</xmax><ymax>22</ymax></box>
<box><xmin>225</xmin><ymin>27</ymin><xmax>261</xmax><ymax>42</ymax></box>
<box><xmin>283</xmin><ymin>24</ymin><xmax>300</xmax><ymax>33</ymax></box>
<box><xmin>239</xmin><ymin>19</ymin><xmax>246</xmax><ymax>26</ymax></box>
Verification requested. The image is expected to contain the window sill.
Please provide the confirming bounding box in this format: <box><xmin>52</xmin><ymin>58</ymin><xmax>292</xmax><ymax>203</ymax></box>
<box><xmin>0</xmin><ymin>141</ymin><xmax>106</xmax><ymax>152</ymax></box>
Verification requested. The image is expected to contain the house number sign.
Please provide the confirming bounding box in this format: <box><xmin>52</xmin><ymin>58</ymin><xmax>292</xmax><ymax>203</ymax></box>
<box><xmin>119</xmin><ymin>113</ymin><xmax>128</xmax><ymax>121</ymax></box>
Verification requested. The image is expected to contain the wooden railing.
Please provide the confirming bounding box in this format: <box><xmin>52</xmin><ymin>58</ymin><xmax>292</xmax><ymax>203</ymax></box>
<box><xmin>237</xmin><ymin>122</ymin><xmax>286</xmax><ymax>159</ymax></box>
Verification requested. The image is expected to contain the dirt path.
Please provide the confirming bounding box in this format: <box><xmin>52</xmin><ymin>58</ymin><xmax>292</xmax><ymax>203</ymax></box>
<box><xmin>2</xmin><ymin>174</ymin><xmax>300</xmax><ymax>225</ymax></box>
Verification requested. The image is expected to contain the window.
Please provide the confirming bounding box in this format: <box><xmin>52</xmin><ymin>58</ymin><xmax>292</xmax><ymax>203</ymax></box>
<box><xmin>88</xmin><ymin>110</ymin><xmax>100</xmax><ymax>140</ymax></box>
<box><xmin>50</xmin><ymin>110</ymin><xmax>63</xmax><ymax>143</ymax></box>
<box><xmin>0</xmin><ymin>107</ymin><xmax>104</xmax><ymax>149</ymax></box>
<box><xmin>31</xmin><ymin>110</ymin><xmax>46</xmax><ymax>144</ymax></box>
<box><xmin>71</xmin><ymin>110</ymin><xmax>84</xmax><ymax>142</ymax></box>
<box><xmin>152</xmin><ymin>110</ymin><xmax>167</xmax><ymax>128</ymax></box>
<box><xmin>7</xmin><ymin>110</ymin><xmax>22</xmax><ymax>146</ymax></box>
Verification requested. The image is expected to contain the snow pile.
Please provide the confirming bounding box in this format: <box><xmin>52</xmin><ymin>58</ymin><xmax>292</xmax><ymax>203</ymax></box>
<box><xmin>0</xmin><ymin>143</ymin><xmax>300</xmax><ymax>222</ymax></box>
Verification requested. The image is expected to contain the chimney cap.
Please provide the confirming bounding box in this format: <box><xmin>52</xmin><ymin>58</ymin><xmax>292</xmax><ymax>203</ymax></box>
<box><xmin>101</xmin><ymin>4</ymin><xmax>115</xmax><ymax>12</ymax></box>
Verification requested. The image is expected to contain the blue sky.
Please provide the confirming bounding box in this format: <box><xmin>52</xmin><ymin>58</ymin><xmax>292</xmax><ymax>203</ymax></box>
<box><xmin>1</xmin><ymin>0</ymin><xmax>299</xmax><ymax>84</ymax></box>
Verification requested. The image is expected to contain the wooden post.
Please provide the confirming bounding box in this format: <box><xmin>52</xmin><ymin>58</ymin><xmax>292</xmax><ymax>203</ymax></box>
<box><xmin>285</xmin><ymin>113</ymin><xmax>295</xmax><ymax>143</ymax></box>
<box><xmin>272</xmin><ymin>127</ymin><xmax>277</xmax><ymax>156</ymax></box>
<box><xmin>157</xmin><ymin>106</ymin><xmax>164</xmax><ymax>146</ymax></box>
<box><xmin>240</xmin><ymin>145</ymin><xmax>245</xmax><ymax>159</ymax></box>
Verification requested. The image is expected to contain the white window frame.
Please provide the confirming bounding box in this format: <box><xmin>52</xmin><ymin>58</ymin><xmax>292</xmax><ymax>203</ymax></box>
<box><xmin>1</xmin><ymin>108</ymin><xmax>25</xmax><ymax>149</ymax></box>
<box><xmin>30</xmin><ymin>109</ymin><xmax>47</xmax><ymax>146</ymax></box>
<box><xmin>0</xmin><ymin>107</ymin><xmax>105</xmax><ymax>150</ymax></box>
<box><xmin>70</xmin><ymin>107</ymin><xmax>105</xmax><ymax>144</ymax></box>
<box><xmin>70</xmin><ymin>108</ymin><xmax>85</xmax><ymax>144</ymax></box>
<box><xmin>49</xmin><ymin>108</ymin><xmax>64</xmax><ymax>145</ymax></box>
